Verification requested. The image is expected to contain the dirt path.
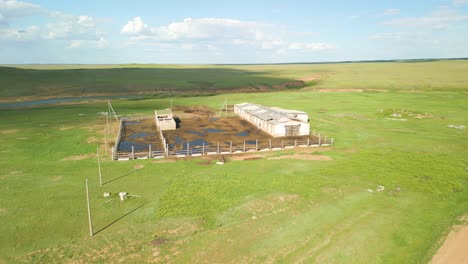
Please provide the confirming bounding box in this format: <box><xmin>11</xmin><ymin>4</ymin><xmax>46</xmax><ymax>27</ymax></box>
<box><xmin>431</xmin><ymin>221</ymin><xmax>468</xmax><ymax>264</ymax></box>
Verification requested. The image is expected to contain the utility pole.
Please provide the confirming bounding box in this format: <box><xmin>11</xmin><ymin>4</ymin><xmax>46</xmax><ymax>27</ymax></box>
<box><xmin>97</xmin><ymin>146</ymin><xmax>102</xmax><ymax>186</ymax></box>
<box><xmin>85</xmin><ymin>178</ymin><xmax>93</xmax><ymax>237</ymax></box>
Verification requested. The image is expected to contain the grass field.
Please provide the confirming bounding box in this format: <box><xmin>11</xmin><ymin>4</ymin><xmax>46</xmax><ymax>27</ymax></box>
<box><xmin>0</xmin><ymin>88</ymin><xmax>467</xmax><ymax>262</ymax></box>
<box><xmin>1</xmin><ymin>60</ymin><xmax>468</xmax><ymax>100</ymax></box>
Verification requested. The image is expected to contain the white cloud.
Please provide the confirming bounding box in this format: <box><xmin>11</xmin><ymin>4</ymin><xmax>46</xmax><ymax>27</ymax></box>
<box><xmin>68</xmin><ymin>37</ymin><xmax>108</xmax><ymax>49</ymax></box>
<box><xmin>0</xmin><ymin>25</ymin><xmax>39</xmax><ymax>40</ymax></box>
<box><xmin>370</xmin><ymin>32</ymin><xmax>426</xmax><ymax>40</ymax></box>
<box><xmin>383</xmin><ymin>6</ymin><xmax>468</xmax><ymax>30</ymax></box>
<box><xmin>382</xmin><ymin>9</ymin><xmax>400</xmax><ymax>16</ymax></box>
<box><xmin>0</xmin><ymin>0</ymin><xmax>107</xmax><ymax>48</ymax></box>
<box><xmin>120</xmin><ymin>17</ymin><xmax>334</xmax><ymax>54</ymax></box>
<box><xmin>287</xmin><ymin>42</ymin><xmax>334</xmax><ymax>51</ymax></box>
<box><xmin>0</xmin><ymin>0</ymin><xmax>44</xmax><ymax>24</ymax></box>
<box><xmin>121</xmin><ymin>16</ymin><xmax>148</xmax><ymax>35</ymax></box>
<box><xmin>454</xmin><ymin>0</ymin><xmax>468</xmax><ymax>5</ymax></box>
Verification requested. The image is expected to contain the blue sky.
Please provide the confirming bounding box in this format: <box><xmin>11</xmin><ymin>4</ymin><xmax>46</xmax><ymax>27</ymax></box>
<box><xmin>1</xmin><ymin>0</ymin><xmax>468</xmax><ymax>63</ymax></box>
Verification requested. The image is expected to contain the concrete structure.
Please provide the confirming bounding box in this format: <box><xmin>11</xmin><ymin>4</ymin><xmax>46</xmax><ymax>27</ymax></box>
<box><xmin>234</xmin><ymin>103</ymin><xmax>310</xmax><ymax>137</ymax></box>
<box><xmin>155</xmin><ymin>109</ymin><xmax>176</xmax><ymax>130</ymax></box>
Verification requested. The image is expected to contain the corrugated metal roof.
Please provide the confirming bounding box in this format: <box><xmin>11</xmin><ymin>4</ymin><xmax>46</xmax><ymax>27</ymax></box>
<box><xmin>155</xmin><ymin>109</ymin><xmax>173</xmax><ymax>116</ymax></box>
<box><xmin>235</xmin><ymin>103</ymin><xmax>308</xmax><ymax>125</ymax></box>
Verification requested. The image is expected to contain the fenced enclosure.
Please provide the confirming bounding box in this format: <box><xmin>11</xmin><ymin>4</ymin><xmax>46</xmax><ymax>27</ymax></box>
<box><xmin>112</xmin><ymin>111</ymin><xmax>334</xmax><ymax>161</ymax></box>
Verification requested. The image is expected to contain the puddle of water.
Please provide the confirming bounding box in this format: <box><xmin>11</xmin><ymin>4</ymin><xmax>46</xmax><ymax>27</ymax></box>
<box><xmin>124</xmin><ymin>121</ymin><xmax>142</xmax><ymax>125</ymax></box>
<box><xmin>236</xmin><ymin>131</ymin><xmax>249</xmax><ymax>137</ymax></box>
<box><xmin>118</xmin><ymin>141</ymin><xmax>149</xmax><ymax>152</ymax></box>
<box><xmin>185</xmin><ymin>139</ymin><xmax>210</xmax><ymax>149</ymax></box>
<box><xmin>204</xmin><ymin>128</ymin><xmax>225</xmax><ymax>133</ymax></box>
<box><xmin>128</xmin><ymin>132</ymin><xmax>151</xmax><ymax>139</ymax></box>
<box><xmin>174</xmin><ymin>136</ymin><xmax>184</xmax><ymax>144</ymax></box>
<box><xmin>186</xmin><ymin>130</ymin><xmax>206</xmax><ymax>137</ymax></box>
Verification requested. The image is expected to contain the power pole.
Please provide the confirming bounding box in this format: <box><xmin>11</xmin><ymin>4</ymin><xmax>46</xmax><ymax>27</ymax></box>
<box><xmin>85</xmin><ymin>178</ymin><xmax>93</xmax><ymax>237</ymax></box>
<box><xmin>97</xmin><ymin>146</ymin><xmax>102</xmax><ymax>186</ymax></box>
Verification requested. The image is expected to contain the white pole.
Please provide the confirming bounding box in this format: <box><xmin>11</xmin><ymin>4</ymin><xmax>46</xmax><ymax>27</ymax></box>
<box><xmin>104</xmin><ymin>130</ymin><xmax>108</xmax><ymax>155</ymax></box>
<box><xmin>97</xmin><ymin>147</ymin><xmax>102</xmax><ymax>186</ymax></box>
<box><xmin>269</xmin><ymin>139</ymin><xmax>272</xmax><ymax>150</ymax></box>
<box><xmin>243</xmin><ymin>140</ymin><xmax>246</xmax><ymax>152</ymax></box>
<box><xmin>149</xmin><ymin>144</ymin><xmax>152</xmax><ymax>158</ymax></box>
<box><xmin>132</xmin><ymin>146</ymin><xmax>135</xmax><ymax>159</ymax></box>
<box><xmin>230</xmin><ymin>141</ymin><xmax>232</xmax><ymax>153</ymax></box>
<box><xmin>85</xmin><ymin>178</ymin><xmax>93</xmax><ymax>237</ymax></box>
<box><xmin>202</xmin><ymin>143</ymin><xmax>205</xmax><ymax>155</ymax></box>
<box><xmin>255</xmin><ymin>139</ymin><xmax>258</xmax><ymax>150</ymax></box>
<box><xmin>217</xmin><ymin>142</ymin><xmax>220</xmax><ymax>154</ymax></box>
<box><xmin>187</xmin><ymin>143</ymin><xmax>190</xmax><ymax>156</ymax></box>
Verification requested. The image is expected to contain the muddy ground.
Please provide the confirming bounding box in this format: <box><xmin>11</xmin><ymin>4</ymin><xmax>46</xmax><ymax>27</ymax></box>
<box><xmin>164</xmin><ymin>106</ymin><xmax>314</xmax><ymax>153</ymax></box>
<box><xmin>117</xmin><ymin>106</ymin><xmax>321</xmax><ymax>154</ymax></box>
<box><xmin>117</xmin><ymin>118</ymin><xmax>163</xmax><ymax>153</ymax></box>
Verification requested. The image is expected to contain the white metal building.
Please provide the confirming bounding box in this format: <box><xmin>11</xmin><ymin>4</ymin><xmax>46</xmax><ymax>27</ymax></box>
<box><xmin>234</xmin><ymin>103</ymin><xmax>310</xmax><ymax>137</ymax></box>
<box><xmin>154</xmin><ymin>109</ymin><xmax>176</xmax><ymax>130</ymax></box>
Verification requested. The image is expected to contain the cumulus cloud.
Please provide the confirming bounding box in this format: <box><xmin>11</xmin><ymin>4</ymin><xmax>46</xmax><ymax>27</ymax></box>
<box><xmin>68</xmin><ymin>37</ymin><xmax>108</xmax><ymax>49</ymax></box>
<box><xmin>383</xmin><ymin>6</ymin><xmax>468</xmax><ymax>30</ymax></box>
<box><xmin>454</xmin><ymin>0</ymin><xmax>468</xmax><ymax>5</ymax></box>
<box><xmin>0</xmin><ymin>0</ymin><xmax>44</xmax><ymax>25</ymax></box>
<box><xmin>120</xmin><ymin>17</ymin><xmax>333</xmax><ymax>54</ymax></box>
<box><xmin>0</xmin><ymin>0</ymin><xmax>107</xmax><ymax>48</ymax></box>
<box><xmin>121</xmin><ymin>16</ymin><xmax>148</xmax><ymax>35</ymax></box>
<box><xmin>382</xmin><ymin>9</ymin><xmax>400</xmax><ymax>16</ymax></box>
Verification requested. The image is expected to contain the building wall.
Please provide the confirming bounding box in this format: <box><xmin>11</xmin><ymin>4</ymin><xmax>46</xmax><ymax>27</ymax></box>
<box><xmin>154</xmin><ymin>110</ymin><xmax>176</xmax><ymax>131</ymax></box>
<box><xmin>234</xmin><ymin>104</ymin><xmax>310</xmax><ymax>137</ymax></box>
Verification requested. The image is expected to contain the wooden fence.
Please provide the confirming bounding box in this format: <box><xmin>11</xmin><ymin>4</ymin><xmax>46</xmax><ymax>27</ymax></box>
<box><xmin>112</xmin><ymin>136</ymin><xmax>333</xmax><ymax>161</ymax></box>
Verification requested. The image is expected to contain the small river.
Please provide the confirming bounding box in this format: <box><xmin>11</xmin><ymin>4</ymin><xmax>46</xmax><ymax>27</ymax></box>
<box><xmin>0</xmin><ymin>95</ymin><xmax>143</xmax><ymax>109</ymax></box>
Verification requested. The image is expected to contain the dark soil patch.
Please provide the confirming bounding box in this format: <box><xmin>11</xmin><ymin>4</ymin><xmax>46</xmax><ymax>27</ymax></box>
<box><xmin>151</xmin><ymin>237</ymin><xmax>169</xmax><ymax>247</ymax></box>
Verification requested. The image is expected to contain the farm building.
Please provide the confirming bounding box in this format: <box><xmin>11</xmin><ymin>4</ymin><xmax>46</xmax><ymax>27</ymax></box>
<box><xmin>234</xmin><ymin>103</ymin><xmax>310</xmax><ymax>137</ymax></box>
<box><xmin>154</xmin><ymin>109</ymin><xmax>176</xmax><ymax>130</ymax></box>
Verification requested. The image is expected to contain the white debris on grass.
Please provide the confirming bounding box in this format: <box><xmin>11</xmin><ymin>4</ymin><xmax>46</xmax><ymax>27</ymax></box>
<box><xmin>119</xmin><ymin>192</ymin><xmax>127</xmax><ymax>201</ymax></box>
<box><xmin>376</xmin><ymin>185</ymin><xmax>385</xmax><ymax>192</ymax></box>
<box><xmin>103</xmin><ymin>192</ymin><xmax>111</xmax><ymax>197</ymax></box>
<box><xmin>385</xmin><ymin>118</ymin><xmax>407</xmax><ymax>121</ymax></box>
<box><xmin>448</xmin><ymin>124</ymin><xmax>465</xmax><ymax>130</ymax></box>
<box><xmin>368</xmin><ymin>189</ymin><xmax>373</xmax><ymax>193</ymax></box>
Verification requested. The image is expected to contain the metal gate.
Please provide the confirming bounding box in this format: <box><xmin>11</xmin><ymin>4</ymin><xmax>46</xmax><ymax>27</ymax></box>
<box><xmin>285</xmin><ymin>125</ymin><xmax>300</xmax><ymax>136</ymax></box>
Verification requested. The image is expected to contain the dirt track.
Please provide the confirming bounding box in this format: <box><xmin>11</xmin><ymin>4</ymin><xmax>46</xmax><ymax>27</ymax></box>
<box><xmin>431</xmin><ymin>222</ymin><xmax>468</xmax><ymax>264</ymax></box>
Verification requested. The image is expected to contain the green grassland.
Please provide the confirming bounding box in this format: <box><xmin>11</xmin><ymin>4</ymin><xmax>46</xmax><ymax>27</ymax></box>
<box><xmin>1</xmin><ymin>60</ymin><xmax>468</xmax><ymax>99</ymax></box>
<box><xmin>0</xmin><ymin>89</ymin><xmax>467</xmax><ymax>263</ymax></box>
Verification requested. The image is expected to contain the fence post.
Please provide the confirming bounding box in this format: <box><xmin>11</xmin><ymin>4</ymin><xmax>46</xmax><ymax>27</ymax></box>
<box><xmin>294</xmin><ymin>139</ymin><xmax>297</xmax><ymax>147</ymax></box>
<box><xmin>281</xmin><ymin>140</ymin><xmax>284</xmax><ymax>149</ymax></box>
<box><xmin>149</xmin><ymin>144</ymin><xmax>152</xmax><ymax>158</ymax></box>
<box><xmin>230</xmin><ymin>141</ymin><xmax>232</xmax><ymax>153</ymax></box>
<box><xmin>243</xmin><ymin>140</ymin><xmax>246</xmax><ymax>152</ymax></box>
<box><xmin>217</xmin><ymin>142</ymin><xmax>220</xmax><ymax>154</ymax></box>
<box><xmin>255</xmin><ymin>139</ymin><xmax>258</xmax><ymax>151</ymax></box>
<box><xmin>202</xmin><ymin>143</ymin><xmax>205</xmax><ymax>155</ymax></box>
<box><xmin>318</xmin><ymin>134</ymin><xmax>321</xmax><ymax>146</ymax></box>
<box><xmin>187</xmin><ymin>143</ymin><xmax>190</xmax><ymax>156</ymax></box>
<box><xmin>112</xmin><ymin>146</ymin><xmax>115</xmax><ymax>160</ymax></box>
<box><xmin>269</xmin><ymin>139</ymin><xmax>272</xmax><ymax>150</ymax></box>
<box><xmin>307</xmin><ymin>138</ymin><xmax>310</xmax><ymax>146</ymax></box>
<box><xmin>331</xmin><ymin>138</ymin><xmax>334</xmax><ymax>145</ymax></box>
<box><xmin>132</xmin><ymin>146</ymin><xmax>135</xmax><ymax>159</ymax></box>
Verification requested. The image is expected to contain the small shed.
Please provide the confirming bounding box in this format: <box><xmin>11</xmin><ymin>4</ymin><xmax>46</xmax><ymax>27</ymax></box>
<box><xmin>234</xmin><ymin>103</ymin><xmax>310</xmax><ymax>137</ymax></box>
<box><xmin>155</xmin><ymin>109</ymin><xmax>176</xmax><ymax>130</ymax></box>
